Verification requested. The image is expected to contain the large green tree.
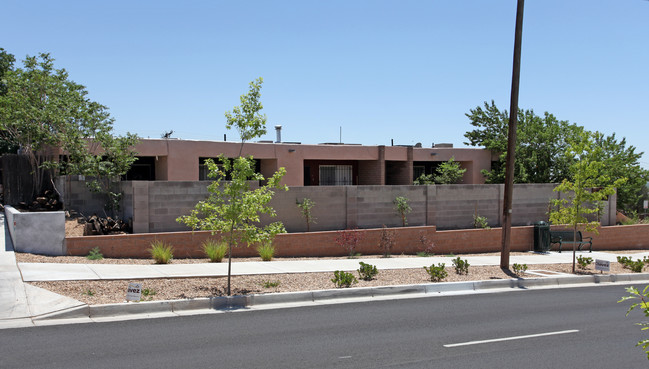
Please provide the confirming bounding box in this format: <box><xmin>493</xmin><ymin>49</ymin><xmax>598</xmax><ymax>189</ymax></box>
<box><xmin>465</xmin><ymin>101</ymin><xmax>647</xmax><ymax>213</ymax></box>
<box><xmin>464</xmin><ymin>100</ymin><xmax>582</xmax><ymax>184</ymax></box>
<box><xmin>0</xmin><ymin>52</ymin><xmax>138</xmax><ymax>202</ymax></box>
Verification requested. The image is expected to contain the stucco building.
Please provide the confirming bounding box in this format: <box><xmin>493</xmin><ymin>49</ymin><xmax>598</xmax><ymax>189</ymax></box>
<box><xmin>125</xmin><ymin>136</ymin><xmax>494</xmax><ymax>186</ymax></box>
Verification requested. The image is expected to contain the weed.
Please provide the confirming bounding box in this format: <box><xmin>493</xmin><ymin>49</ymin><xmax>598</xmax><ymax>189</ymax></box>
<box><xmin>512</xmin><ymin>263</ymin><xmax>528</xmax><ymax>276</ymax></box>
<box><xmin>576</xmin><ymin>256</ymin><xmax>593</xmax><ymax>270</ymax></box>
<box><xmin>378</xmin><ymin>225</ymin><xmax>396</xmax><ymax>258</ymax></box>
<box><xmin>424</xmin><ymin>263</ymin><xmax>447</xmax><ymax>282</ymax></box>
<box><xmin>452</xmin><ymin>257</ymin><xmax>470</xmax><ymax>275</ymax></box>
<box><xmin>331</xmin><ymin>270</ymin><xmax>358</xmax><ymax>288</ymax></box>
<box><xmin>202</xmin><ymin>239</ymin><xmax>227</xmax><ymax>262</ymax></box>
<box><xmin>257</xmin><ymin>240</ymin><xmax>275</xmax><ymax>261</ymax></box>
<box><xmin>142</xmin><ymin>288</ymin><xmax>156</xmax><ymax>297</ymax></box>
<box><xmin>262</xmin><ymin>280</ymin><xmax>280</xmax><ymax>288</ymax></box>
<box><xmin>86</xmin><ymin>247</ymin><xmax>104</xmax><ymax>260</ymax></box>
<box><xmin>357</xmin><ymin>262</ymin><xmax>379</xmax><ymax>281</ymax></box>
<box><xmin>446</xmin><ymin>253</ymin><xmax>455</xmax><ymax>258</ymax></box>
<box><xmin>149</xmin><ymin>240</ymin><xmax>174</xmax><ymax>264</ymax></box>
<box><xmin>82</xmin><ymin>289</ymin><xmax>94</xmax><ymax>296</ymax></box>
<box><xmin>417</xmin><ymin>251</ymin><xmax>434</xmax><ymax>257</ymax></box>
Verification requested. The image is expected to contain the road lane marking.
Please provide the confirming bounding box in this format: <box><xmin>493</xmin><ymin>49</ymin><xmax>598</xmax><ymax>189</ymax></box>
<box><xmin>444</xmin><ymin>329</ymin><xmax>579</xmax><ymax>348</ymax></box>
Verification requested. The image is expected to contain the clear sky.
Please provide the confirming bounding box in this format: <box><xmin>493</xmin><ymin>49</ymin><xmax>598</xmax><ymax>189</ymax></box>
<box><xmin>3</xmin><ymin>1</ymin><xmax>648</xmax><ymax>167</ymax></box>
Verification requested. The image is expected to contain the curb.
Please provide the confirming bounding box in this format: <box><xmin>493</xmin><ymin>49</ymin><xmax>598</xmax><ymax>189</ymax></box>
<box><xmin>33</xmin><ymin>273</ymin><xmax>649</xmax><ymax>322</ymax></box>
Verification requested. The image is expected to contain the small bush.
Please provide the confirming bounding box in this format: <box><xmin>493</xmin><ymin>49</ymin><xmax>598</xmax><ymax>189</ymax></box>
<box><xmin>473</xmin><ymin>213</ymin><xmax>490</xmax><ymax>229</ymax></box>
<box><xmin>424</xmin><ymin>263</ymin><xmax>447</xmax><ymax>282</ymax></box>
<box><xmin>202</xmin><ymin>239</ymin><xmax>228</xmax><ymax>262</ymax></box>
<box><xmin>262</xmin><ymin>280</ymin><xmax>280</xmax><ymax>288</ymax></box>
<box><xmin>331</xmin><ymin>270</ymin><xmax>358</xmax><ymax>288</ymax></box>
<box><xmin>618</xmin><ymin>256</ymin><xmax>632</xmax><ymax>266</ymax></box>
<box><xmin>417</xmin><ymin>232</ymin><xmax>435</xmax><ymax>256</ymax></box>
<box><xmin>576</xmin><ymin>256</ymin><xmax>593</xmax><ymax>270</ymax></box>
<box><xmin>335</xmin><ymin>228</ymin><xmax>364</xmax><ymax>258</ymax></box>
<box><xmin>86</xmin><ymin>247</ymin><xmax>104</xmax><ymax>260</ymax></box>
<box><xmin>149</xmin><ymin>240</ymin><xmax>174</xmax><ymax>264</ymax></box>
<box><xmin>357</xmin><ymin>262</ymin><xmax>379</xmax><ymax>281</ymax></box>
<box><xmin>452</xmin><ymin>257</ymin><xmax>470</xmax><ymax>275</ymax></box>
<box><xmin>512</xmin><ymin>263</ymin><xmax>528</xmax><ymax>276</ymax></box>
<box><xmin>257</xmin><ymin>240</ymin><xmax>275</xmax><ymax>261</ymax></box>
<box><xmin>618</xmin><ymin>256</ymin><xmax>644</xmax><ymax>273</ymax></box>
<box><xmin>378</xmin><ymin>225</ymin><xmax>396</xmax><ymax>258</ymax></box>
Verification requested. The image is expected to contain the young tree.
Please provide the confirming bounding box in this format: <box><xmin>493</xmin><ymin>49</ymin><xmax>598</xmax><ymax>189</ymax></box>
<box><xmin>549</xmin><ymin>131</ymin><xmax>626</xmax><ymax>273</ymax></box>
<box><xmin>394</xmin><ymin>196</ymin><xmax>412</xmax><ymax>227</ymax></box>
<box><xmin>179</xmin><ymin>77</ymin><xmax>286</xmax><ymax>295</ymax></box>
<box><xmin>177</xmin><ymin>156</ymin><xmax>287</xmax><ymax>295</ymax></box>
<box><xmin>296</xmin><ymin>197</ymin><xmax>316</xmax><ymax>232</ymax></box>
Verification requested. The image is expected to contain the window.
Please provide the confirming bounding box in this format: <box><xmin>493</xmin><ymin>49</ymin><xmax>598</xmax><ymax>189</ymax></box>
<box><xmin>319</xmin><ymin>165</ymin><xmax>353</xmax><ymax>186</ymax></box>
<box><xmin>413</xmin><ymin>166</ymin><xmax>425</xmax><ymax>180</ymax></box>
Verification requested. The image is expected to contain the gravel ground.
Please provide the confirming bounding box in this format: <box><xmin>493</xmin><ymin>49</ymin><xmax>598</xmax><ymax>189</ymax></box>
<box><xmin>19</xmin><ymin>252</ymin><xmax>630</xmax><ymax>305</ymax></box>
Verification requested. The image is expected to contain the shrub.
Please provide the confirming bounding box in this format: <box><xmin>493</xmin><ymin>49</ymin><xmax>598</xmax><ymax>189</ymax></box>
<box><xmin>473</xmin><ymin>213</ymin><xmax>490</xmax><ymax>229</ymax></box>
<box><xmin>417</xmin><ymin>232</ymin><xmax>435</xmax><ymax>256</ymax></box>
<box><xmin>335</xmin><ymin>228</ymin><xmax>364</xmax><ymax>258</ymax></box>
<box><xmin>149</xmin><ymin>240</ymin><xmax>174</xmax><ymax>264</ymax></box>
<box><xmin>262</xmin><ymin>280</ymin><xmax>280</xmax><ymax>288</ymax></box>
<box><xmin>619</xmin><ymin>256</ymin><xmax>645</xmax><ymax>273</ymax></box>
<box><xmin>86</xmin><ymin>247</ymin><xmax>104</xmax><ymax>260</ymax></box>
<box><xmin>331</xmin><ymin>270</ymin><xmax>358</xmax><ymax>288</ymax></box>
<box><xmin>202</xmin><ymin>239</ymin><xmax>227</xmax><ymax>262</ymax></box>
<box><xmin>576</xmin><ymin>256</ymin><xmax>593</xmax><ymax>270</ymax></box>
<box><xmin>424</xmin><ymin>263</ymin><xmax>447</xmax><ymax>282</ymax></box>
<box><xmin>452</xmin><ymin>257</ymin><xmax>470</xmax><ymax>275</ymax></box>
<box><xmin>512</xmin><ymin>263</ymin><xmax>528</xmax><ymax>276</ymax></box>
<box><xmin>378</xmin><ymin>225</ymin><xmax>396</xmax><ymax>258</ymax></box>
<box><xmin>357</xmin><ymin>262</ymin><xmax>379</xmax><ymax>281</ymax></box>
<box><xmin>257</xmin><ymin>240</ymin><xmax>275</xmax><ymax>261</ymax></box>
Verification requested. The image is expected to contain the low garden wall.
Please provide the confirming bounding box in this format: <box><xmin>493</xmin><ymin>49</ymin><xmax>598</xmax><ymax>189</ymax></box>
<box><xmin>5</xmin><ymin>205</ymin><xmax>65</xmax><ymax>255</ymax></box>
<box><xmin>64</xmin><ymin>223</ymin><xmax>649</xmax><ymax>259</ymax></box>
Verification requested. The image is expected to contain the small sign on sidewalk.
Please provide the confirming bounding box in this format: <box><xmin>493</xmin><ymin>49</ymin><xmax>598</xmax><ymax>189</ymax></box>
<box><xmin>595</xmin><ymin>259</ymin><xmax>610</xmax><ymax>272</ymax></box>
<box><xmin>126</xmin><ymin>282</ymin><xmax>142</xmax><ymax>301</ymax></box>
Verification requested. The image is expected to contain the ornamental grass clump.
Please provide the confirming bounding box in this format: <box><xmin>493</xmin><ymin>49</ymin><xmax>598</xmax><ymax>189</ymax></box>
<box><xmin>257</xmin><ymin>240</ymin><xmax>275</xmax><ymax>261</ymax></box>
<box><xmin>202</xmin><ymin>239</ymin><xmax>227</xmax><ymax>262</ymax></box>
<box><xmin>149</xmin><ymin>240</ymin><xmax>174</xmax><ymax>264</ymax></box>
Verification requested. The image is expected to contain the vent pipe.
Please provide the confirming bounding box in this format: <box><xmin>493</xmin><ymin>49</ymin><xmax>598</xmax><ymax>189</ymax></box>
<box><xmin>275</xmin><ymin>125</ymin><xmax>282</xmax><ymax>143</ymax></box>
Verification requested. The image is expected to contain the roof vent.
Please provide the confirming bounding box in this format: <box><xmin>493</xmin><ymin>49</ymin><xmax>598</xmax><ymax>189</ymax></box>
<box><xmin>275</xmin><ymin>125</ymin><xmax>282</xmax><ymax>143</ymax></box>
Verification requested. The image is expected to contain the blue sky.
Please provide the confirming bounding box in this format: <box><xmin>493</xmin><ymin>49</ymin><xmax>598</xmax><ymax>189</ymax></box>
<box><xmin>3</xmin><ymin>1</ymin><xmax>648</xmax><ymax>167</ymax></box>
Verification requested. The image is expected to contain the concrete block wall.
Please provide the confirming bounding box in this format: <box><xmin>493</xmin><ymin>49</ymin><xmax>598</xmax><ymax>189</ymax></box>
<box><xmin>355</xmin><ymin>186</ymin><xmax>427</xmax><ymax>228</ymax></box>
<box><xmin>5</xmin><ymin>205</ymin><xmax>65</xmax><ymax>255</ymax></box>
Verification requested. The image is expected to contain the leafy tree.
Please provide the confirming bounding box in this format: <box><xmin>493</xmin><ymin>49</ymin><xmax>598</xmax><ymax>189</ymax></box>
<box><xmin>179</xmin><ymin>77</ymin><xmax>286</xmax><ymax>296</ymax></box>
<box><xmin>0</xmin><ymin>52</ymin><xmax>138</xmax><ymax>201</ymax></box>
<box><xmin>177</xmin><ymin>156</ymin><xmax>287</xmax><ymax>295</ymax></box>
<box><xmin>549</xmin><ymin>131</ymin><xmax>625</xmax><ymax>273</ymax></box>
<box><xmin>414</xmin><ymin>157</ymin><xmax>466</xmax><ymax>185</ymax></box>
<box><xmin>394</xmin><ymin>196</ymin><xmax>412</xmax><ymax>227</ymax></box>
<box><xmin>619</xmin><ymin>285</ymin><xmax>649</xmax><ymax>360</ymax></box>
<box><xmin>434</xmin><ymin>157</ymin><xmax>466</xmax><ymax>184</ymax></box>
<box><xmin>464</xmin><ymin>100</ymin><xmax>582</xmax><ymax>184</ymax></box>
<box><xmin>0</xmin><ymin>48</ymin><xmax>17</xmax><ymax>154</ymax></box>
<box><xmin>590</xmin><ymin>132</ymin><xmax>648</xmax><ymax>214</ymax></box>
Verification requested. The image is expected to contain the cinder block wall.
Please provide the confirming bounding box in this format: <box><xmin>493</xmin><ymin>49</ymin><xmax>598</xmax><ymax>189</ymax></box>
<box><xmin>64</xmin><ymin>224</ymin><xmax>649</xmax><ymax>259</ymax></box>
<box><xmin>59</xmin><ymin>177</ymin><xmax>613</xmax><ymax>234</ymax></box>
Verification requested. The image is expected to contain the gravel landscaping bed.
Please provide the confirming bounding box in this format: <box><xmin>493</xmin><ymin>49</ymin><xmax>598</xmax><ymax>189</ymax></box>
<box><xmin>21</xmin><ymin>252</ymin><xmax>629</xmax><ymax>305</ymax></box>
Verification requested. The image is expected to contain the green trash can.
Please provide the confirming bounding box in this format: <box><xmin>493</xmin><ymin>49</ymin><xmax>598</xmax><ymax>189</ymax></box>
<box><xmin>533</xmin><ymin>221</ymin><xmax>550</xmax><ymax>252</ymax></box>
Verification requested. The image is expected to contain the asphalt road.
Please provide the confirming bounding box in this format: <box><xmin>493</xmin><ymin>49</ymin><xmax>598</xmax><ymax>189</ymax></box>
<box><xmin>1</xmin><ymin>285</ymin><xmax>647</xmax><ymax>368</ymax></box>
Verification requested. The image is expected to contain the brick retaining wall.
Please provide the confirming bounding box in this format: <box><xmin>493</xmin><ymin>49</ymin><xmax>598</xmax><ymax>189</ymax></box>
<box><xmin>66</xmin><ymin>224</ymin><xmax>649</xmax><ymax>259</ymax></box>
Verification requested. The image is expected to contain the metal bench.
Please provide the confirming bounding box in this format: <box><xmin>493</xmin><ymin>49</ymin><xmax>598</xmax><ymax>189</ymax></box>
<box><xmin>549</xmin><ymin>230</ymin><xmax>593</xmax><ymax>253</ymax></box>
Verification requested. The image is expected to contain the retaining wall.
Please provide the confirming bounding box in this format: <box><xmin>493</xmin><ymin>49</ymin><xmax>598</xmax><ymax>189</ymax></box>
<box><xmin>57</xmin><ymin>178</ymin><xmax>616</xmax><ymax>234</ymax></box>
<box><xmin>64</xmin><ymin>224</ymin><xmax>649</xmax><ymax>259</ymax></box>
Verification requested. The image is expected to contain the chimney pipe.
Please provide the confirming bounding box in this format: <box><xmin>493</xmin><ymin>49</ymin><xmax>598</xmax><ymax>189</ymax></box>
<box><xmin>275</xmin><ymin>125</ymin><xmax>282</xmax><ymax>143</ymax></box>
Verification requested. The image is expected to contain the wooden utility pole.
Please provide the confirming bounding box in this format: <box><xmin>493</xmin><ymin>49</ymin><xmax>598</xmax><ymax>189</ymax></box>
<box><xmin>501</xmin><ymin>0</ymin><xmax>525</xmax><ymax>269</ymax></box>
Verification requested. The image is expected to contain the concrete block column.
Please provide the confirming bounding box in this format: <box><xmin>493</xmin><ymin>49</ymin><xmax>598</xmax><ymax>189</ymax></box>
<box><xmin>132</xmin><ymin>182</ymin><xmax>150</xmax><ymax>233</ymax></box>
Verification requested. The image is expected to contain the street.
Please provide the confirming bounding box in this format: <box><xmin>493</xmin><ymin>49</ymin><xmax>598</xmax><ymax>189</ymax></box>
<box><xmin>1</xmin><ymin>285</ymin><xmax>647</xmax><ymax>368</ymax></box>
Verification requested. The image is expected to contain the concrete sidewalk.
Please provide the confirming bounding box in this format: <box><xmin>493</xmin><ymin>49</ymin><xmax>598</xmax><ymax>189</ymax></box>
<box><xmin>17</xmin><ymin>250</ymin><xmax>649</xmax><ymax>282</ymax></box>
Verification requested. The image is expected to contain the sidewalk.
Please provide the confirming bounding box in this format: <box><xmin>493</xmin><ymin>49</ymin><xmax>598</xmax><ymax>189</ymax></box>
<box><xmin>3</xmin><ymin>211</ymin><xmax>649</xmax><ymax>329</ymax></box>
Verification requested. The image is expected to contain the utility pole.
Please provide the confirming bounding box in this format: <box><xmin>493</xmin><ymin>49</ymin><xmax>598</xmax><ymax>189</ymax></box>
<box><xmin>501</xmin><ymin>0</ymin><xmax>525</xmax><ymax>269</ymax></box>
